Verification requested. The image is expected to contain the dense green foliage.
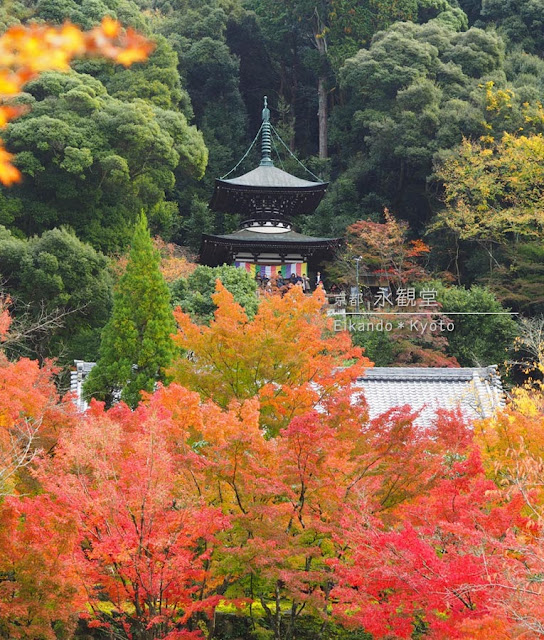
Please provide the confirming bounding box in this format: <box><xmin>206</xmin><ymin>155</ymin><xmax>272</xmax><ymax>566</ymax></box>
<box><xmin>2</xmin><ymin>0</ymin><xmax>544</xmax><ymax>371</ymax></box>
<box><xmin>435</xmin><ymin>283</ymin><xmax>517</xmax><ymax>366</ymax></box>
<box><xmin>0</xmin><ymin>0</ymin><xmax>207</xmax><ymax>251</ymax></box>
<box><xmin>0</xmin><ymin>226</ymin><xmax>112</xmax><ymax>362</ymax></box>
<box><xmin>3</xmin><ymin>71</ymin><xmax>206</xmax><ymax>251</ymax></box>
<box><xmin>170</xmin><ymin>264</ymin><xmax>258</xmax><ymax>322</ymax></box>
<box><xmin>83</xmin><ymin>213</ymin><xmax>176</xmax><ymax>407</ymax></box>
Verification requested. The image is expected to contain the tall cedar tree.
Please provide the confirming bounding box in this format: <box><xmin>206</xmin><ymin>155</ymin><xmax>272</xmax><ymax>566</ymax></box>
<box><xmin>84</xmin><ymin>213</ymin><xmax>176</xmax><ymax>407</ymax></box>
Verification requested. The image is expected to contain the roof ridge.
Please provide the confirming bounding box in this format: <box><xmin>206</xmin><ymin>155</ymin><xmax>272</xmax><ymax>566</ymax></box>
<box><xmin>358</xmin><ymin>367</ymin><xmax>490</xmax><ymax>381</ymax></box>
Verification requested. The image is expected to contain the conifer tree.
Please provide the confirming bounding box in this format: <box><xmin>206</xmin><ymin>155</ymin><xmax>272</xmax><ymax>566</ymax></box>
<box><xmin>83</xmin><ymin>213</ymin><xmax>176</xmax><ymax>408</ymax></box>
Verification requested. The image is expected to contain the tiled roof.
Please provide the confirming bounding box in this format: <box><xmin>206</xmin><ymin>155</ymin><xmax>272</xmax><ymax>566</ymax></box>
<box><xmin>71</xmin><ymin>361</ymin><xmax>505</xmax><ymax>426</ymax></box>
<box><xmin>205</xmin><ymin>228</ymin><xmax>336</xmax><ymax>244</ymax></box>
<box><xmin>354</xmin><ymin>366</ymin><xmax>505</xmax><ymax>426</ymax></box>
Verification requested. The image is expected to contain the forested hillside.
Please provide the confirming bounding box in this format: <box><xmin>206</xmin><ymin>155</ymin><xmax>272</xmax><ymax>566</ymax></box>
<box><xmin>1</xmin><ymin>0</ymin><xmax>543</xmax><ymax>367</ymax></box>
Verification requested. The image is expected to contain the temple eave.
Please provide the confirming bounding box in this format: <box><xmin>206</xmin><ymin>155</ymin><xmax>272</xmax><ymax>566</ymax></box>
<box><xmin>200</xmin><ymin>232</ymin><xmax>341</xmax><ymax>267</ymax></box>
<box><xmin>210</xmin><ymin>184</ymin><xmax>328</xmax><ymax>215</ymax></box>
<box><xmin>201</xmin><ymin>230</ymin><xmax>340</xmax><ymax>246</ymax></box>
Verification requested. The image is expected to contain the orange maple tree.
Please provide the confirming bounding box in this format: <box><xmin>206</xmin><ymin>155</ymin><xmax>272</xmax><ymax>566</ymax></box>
<box><xmin>0</xmin><ymin>494</ymin><xmax>83</xmax><ymax>639</ymax></box>
<box><xmin>473</xmin><ymin>385</ymin><xmax>544</xmax><ymax>637</ymax></box>
<box><xmin>144</xmin><ymin>383</ymin><xmax>471</xmax><ymax>638</ymax></box>
<box><xmin>170</xmin><ymin>282</ymin><xmax>370</xmax><ymax>435</ymax></box>
<box><xmin>0</xmin><ymin>303</ymin><xmax>75</xmax><ymax>496</ymax></box>
<box><xmin>0</xmin><ymin>305</ymin><xmax>81</xmax><ymax>637</ymax></box>
<box><xmin>0</xmin><ymin>17</ymin><xmax>153</xmax><ymax>185</ymax></box>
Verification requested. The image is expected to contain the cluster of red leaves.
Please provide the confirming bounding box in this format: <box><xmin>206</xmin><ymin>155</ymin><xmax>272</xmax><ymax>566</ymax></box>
<box><xmin>0</xmin><ymin>494</ymin><xmax>83</xmax><ymax>639</ymax></box>
<box><xmin>346</xmin><ymin>209</ymin><xmax>430</xmax><ymax>286</ymax></box>
<box><xmin>0</xmin><ymin>17</ymin><xmax>154</xmax><ymax>185</ymax></box>
<box><xmin>0</xmin><ymin>321</ymin><xmax>80</xmax><ymax>637</ymax></box>
<box><xmin>0</xmin><ymin>350</ymin><xmax>74</xmax><ymax>497</ymax></box>
<box><xmin>37</xmin><ymin>396</ymin><xmax>228</xmax><ymax>640</ymax></box>
<box><xmin>0</xmin><ymin>294</ymin><xmax>542</xmax><ymax>639</ymax></box>
<box><xmin>332</xmin><ymin>450</ymin><xmax>530</xmax><ymax>639</ymax></box>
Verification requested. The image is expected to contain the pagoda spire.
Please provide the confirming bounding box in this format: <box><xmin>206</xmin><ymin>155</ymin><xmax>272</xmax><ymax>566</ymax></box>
<box><xmin>260</xmin><ymin>96</ymin><xmax>274</xmax><ymax>167</ymax></box>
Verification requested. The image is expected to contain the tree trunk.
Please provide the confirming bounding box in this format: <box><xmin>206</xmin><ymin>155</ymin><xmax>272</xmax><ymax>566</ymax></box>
<box><xmin>317</xmin><ymin>74</ymin><xmax>328</xmax><ymax>159</ymax></box>
<box><xmin>275</xmin><ymin>581</ymin><xmax>282</xmax><ymax>640</ymax></box>
<box><xmin>312</xmin><ymin>9</ymin><xmax>328</xmax><ymax>159</ymax></box>
<box><xmin>290</xmin><ymin>32</ymin><xmax>299</xmax><ymax>152</ymax></box>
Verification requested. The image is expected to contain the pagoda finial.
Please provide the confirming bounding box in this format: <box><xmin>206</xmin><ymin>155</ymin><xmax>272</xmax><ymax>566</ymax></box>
<box><xmin>260</xmin><ymin>95</ymin><xmax>273</xmax><ymax>167</ymax></box>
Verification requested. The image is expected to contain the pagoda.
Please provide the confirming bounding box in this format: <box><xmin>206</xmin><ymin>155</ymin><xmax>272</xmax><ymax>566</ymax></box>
<box><xmin>200</xmin><ymin>97</ymin><xmax>340</xmax><ymax>282</ymax></box>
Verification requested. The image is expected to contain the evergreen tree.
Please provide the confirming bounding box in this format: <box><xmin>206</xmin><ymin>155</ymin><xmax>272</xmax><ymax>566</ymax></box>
<box><xmin>83</xmin><ymin>213</ymin><xmax>176</xmax><ymax>407</ymax></box>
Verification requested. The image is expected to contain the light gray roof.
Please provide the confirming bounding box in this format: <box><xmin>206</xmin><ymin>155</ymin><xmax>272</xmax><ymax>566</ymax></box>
<box><xmin>71</xmin><ymin>361</ymin><xmax>505</xmax><ymax>426</ymax></box>
<box><xmin>220</xmin><ymin>165</ymin><xmax>326</xmax><ymax>189</ymax></box>
<box><xmin>207</xmin><ymin>228</ymin><xmax>336</xmax><ymax>244</ymax></box>
<box><xmin>355</xmin><ymin>366</ymin><xmax>505</xmax><ymax>427</ymax></box>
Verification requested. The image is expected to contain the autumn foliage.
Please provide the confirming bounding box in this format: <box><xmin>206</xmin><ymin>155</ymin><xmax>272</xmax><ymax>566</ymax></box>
<box><xmin>170</xmin><ymin>283</ymin><xmax>370</xmax><ymax>434</ymax></box>
<box><xmin>0</xmin><ymin>311</ymin><xmax>80</xmax><ymax>637</ymax></box>
<box><xmin>113</xmin><ymin>236</ymin><xmax>197</xmax><ymax>283</ymax></box>
<box><xmin>345</xmin><ymin>209</ymin><xmax>430</xmax><ymax>286</ymax></box>
<box><xmin>39</xmin><ymin>396</ymin><xmax>228</xmax><ymax>640</ymax></box>
<box><xmin>0</xmin><ymin>288</ymin><xmax>543</xmax><ymax>638</ymax></box>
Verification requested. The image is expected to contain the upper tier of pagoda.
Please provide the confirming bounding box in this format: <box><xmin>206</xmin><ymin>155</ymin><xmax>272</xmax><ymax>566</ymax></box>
<box><xmin>209</xmin><ymin>97</ymin><xmax>328</xmax><ymax>223</ymax></box>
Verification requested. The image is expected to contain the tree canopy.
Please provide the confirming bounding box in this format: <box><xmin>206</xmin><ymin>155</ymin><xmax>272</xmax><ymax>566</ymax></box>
<box><xmin>0</xmin><ymin>226</ymin><xmax>113</xmax><ymax>362</ymax></box>
<box><xmin>83</xmin><ymin>213</ymin><xmax>176</xmax><ymax>407</ymax></box>
<box><xmin>0</xmin><ymin>287</ymin><xmax>542</xmax><ymax>638</ymax></box>
<box><xmin>170</xmin><ymin>264</ymin><xmax>259</xmax><ymax>323</ymax></box>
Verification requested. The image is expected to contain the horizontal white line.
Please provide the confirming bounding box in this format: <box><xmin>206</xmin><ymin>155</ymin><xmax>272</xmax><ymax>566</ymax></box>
<box><xmin>332</xmin><ymin>312</ymin><xmax>519</xmax><ymax>316</ymax></box>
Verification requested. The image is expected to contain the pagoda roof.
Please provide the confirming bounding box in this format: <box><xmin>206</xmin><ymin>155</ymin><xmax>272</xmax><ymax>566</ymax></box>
<box><xmin>218</xmin><ymin>165</ymin><xmax>326</xmax><ymax>189</ymax></box>
<box><xmin>210</xmin><ymin>96</ymin><xmax>328</xmax><ymax>215</ymax></box>
<box><xmin>206</xmin><ymin>228</ymin><xmax>335</xmax><ymax>244</ymax></box>
<box><xmin>210</xmin><ymin>170</ymin><xmax>328</xmax><ymax>215</ymax></box>
<box><xmin>200</xmin><ymin>228</ymin><xmax>340</xmax><ymax>266</ymax></box>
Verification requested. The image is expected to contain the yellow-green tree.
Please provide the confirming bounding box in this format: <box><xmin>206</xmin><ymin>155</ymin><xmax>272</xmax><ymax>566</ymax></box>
<box><xmin>433</xmin><ymin>133</ymin><xmax>544</xmax><ymax>244</ymax></box>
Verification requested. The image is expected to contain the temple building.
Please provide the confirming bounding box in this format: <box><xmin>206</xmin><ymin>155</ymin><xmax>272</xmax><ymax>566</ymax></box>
<box><xmin>199</xmin><ymin>97</ymin><xmax>340</xmax><ymax>282</ymax></box>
